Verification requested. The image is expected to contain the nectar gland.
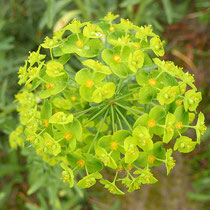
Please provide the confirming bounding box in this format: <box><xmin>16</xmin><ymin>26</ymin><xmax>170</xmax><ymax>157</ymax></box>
<box><xmin>64</xmin><ymin>131</ymin><xmax>73</xmax><ymax>140</ymax></box>
<box><xmin>76</xmin><ymin>40</ymin><xmax>83</xmax><ymax>48</ymax></box>
<box><xmin>77</xmin><ymin>159</ymin><xmax>85</xmax><ymax>167</ymax></box>
<box><xmin>109</xmin><ymin>26</ymin><xmax>115</xmax><ymax>32</ymax></box>
<box><xmin>148</xmin><ymin>155</ymin><xmax>156</xmax><ymax>164</ymax></box>
<box><xmin>86</xmin><ymin>80</ymin><xmax>94</xmax><ymax>88</ymax></box>
<box><xmin>176</xmin><ymin>100</ymin><xmax>182</xmax><ymax>106</ymax></box>
<box><xmin>46</xmin><ymin>82</ymin><xmax>52</xmax><ymax>89</ymax></box>
<box><xmin>148</xmin><ymin>120</ymin><xmax>156</xmax><ymax>128</ymax></box>
<box><xmin>133</xmin><ymin>42</ymin><xmax>141</xmax><ymax>49</ymax></box>
<box><xmin>110</xmin><ymin>142</ymin><xmax>118</xmax><ymax>150</ymax></box>
<box><xmin>113</xmin><ymin>54</ymin><xmax>121</xmax><ymax>62</ymax></box>
<box><xmin>43</xmin><ymin>119</ymin><xmax>49</xmax><ymax>128</ymax></box>
<box><xmin>176</xmin><ymin>121</ymin><xmax>183</xmax><ymax>130</ymax></box>
<box><xmin>126</xmin><ymin>164</ymin><xmax>133</xmax><ymax>171</ymax></box>
<box><xmin>148</xmin><ymin>78</ymin><xmax>157</xmax><ymax>86</ymax></box>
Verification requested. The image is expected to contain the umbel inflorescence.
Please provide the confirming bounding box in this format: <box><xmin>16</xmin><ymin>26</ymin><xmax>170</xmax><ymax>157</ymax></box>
<box><xmin>10</xmin><ymin>13</ymin><xmax>206</xmax><ymax>194</ymax></box>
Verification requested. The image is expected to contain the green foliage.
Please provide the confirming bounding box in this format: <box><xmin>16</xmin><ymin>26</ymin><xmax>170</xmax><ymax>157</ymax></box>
<box><xmin>11</xmin><ymin>13</ymin><xmax>207</xmax><ymax>195</ymax></box>
<box><xmin>188</xmin><ymin>126</ymin><xmax>210</xmax><ymax>207</ymax></box>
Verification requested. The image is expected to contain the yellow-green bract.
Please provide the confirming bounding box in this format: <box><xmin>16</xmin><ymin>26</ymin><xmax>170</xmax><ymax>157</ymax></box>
<box><xmin>10</xmin><ymin>12</ymin><xmax>207</xmax><ymax>194</ymax></box>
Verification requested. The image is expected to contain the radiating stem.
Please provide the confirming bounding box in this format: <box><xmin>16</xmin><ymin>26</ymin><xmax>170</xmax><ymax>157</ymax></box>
<box><xmin>116</xmin><ymin>78</ymin><xmax>124</xmax><ymax>94</ymax></box>
<box><xmin>115</xmin><ymin>102</ymin><xmax>142</xmax><ymax>116</ymax></box>
<box><xmin>87</xmin><ymin>109</ymin><xmax>109</xmax><ymax>153</ymax></box>
<box><xmin>74</xmin><ymin>104</ymin><xmax>103</xmax><ymax>117</ymax></box>
<box><xmin>115</xmin><ymin>109</ymin><xmax>123</xmax><ymax>130</ymax></box>
<box><xmin>115</xmin><ymin>87</ymin><xmax>140</xmax><ymax>101</ymax></box>
<box><xmin>125</xmin><ymin>98</ymin><xmax>141</xmax><ymax>102</ymax></box>
<box><xmin>84</xmin><ymin>104</ymin><xmax>109</xmax><ymax>126</ymax></box>
<box><xmin>115</xmin><ymin>106</ymin><xmax>133</xmax><ymax>132</ymax></box>
<box><xmin>110</xmin><ymin>105</ymin><xmax>115</xmax><ymax>133</ymax></box>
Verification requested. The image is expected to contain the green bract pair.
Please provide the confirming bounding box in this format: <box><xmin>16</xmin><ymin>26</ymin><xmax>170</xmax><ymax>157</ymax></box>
<box><xmin>10</xmin><ymin>12</ymin><xmax>206</xmax><ymax>194</ymax></box>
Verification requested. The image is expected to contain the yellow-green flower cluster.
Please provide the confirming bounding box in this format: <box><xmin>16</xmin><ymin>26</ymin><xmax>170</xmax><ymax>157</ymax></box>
<box><xmin>11</xmin><ymin>12</ymin><xmax>206</xmax><ymax>194</ymax></box>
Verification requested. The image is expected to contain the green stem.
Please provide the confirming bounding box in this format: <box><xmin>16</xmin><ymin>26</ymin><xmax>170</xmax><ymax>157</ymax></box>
<box><xmin>183</xmin><ymin>125</ymin><xmax>195</xmax><ymax>129</ymax></box>
<box><xmin>155</xmin><ymin>70</ymin><xmax>164</xmax><ymax>80</ymax></box>
<box><xmin>156</xmin><ymin>123</ymin><xmax>165</xmax><ymax>128</ymax></box>
<box><xmin>110</xmin><ymin>105</ymin><xmax>115</xmax><ymax>133</ymax></box>
<box><xmin>120</xmin><ymin>44</ymin><xmax>125</xmax><ymax>55</ymax></box>
<box><xmin>153</xmin><ymin>86</ymin><xmax>161</xmax><ymax>91</ymax></box>
<box><xmin>74</xmin><ymin>104</ymin><xmax>103</xmax><ymax>117</ymax></box>
<box><xmin>141</xmin><ymin>47</ymin><xmax>152</xmax><ymax>51</ymax></box>
<box><xmin>38</xmin><ymin>76</ymin><xmax>48</xmax><ymax>84</ymax></box>
<box><xmin>57</xmin><ymin>138</ymin><xmax>64</xmax><ymax>142</ymax></box>
<box><xmin>76</xmin><ymin>33</ymin><xmax>80</xmax><ymax>40</ymax></box>
<box><xmin>116</xmin><ymin>78</ymin><xmax>124</xmax><ymax>94</ymax></box>
<box><xmin>115</xmin><ymin>108</ymin><xmax>123</xmax><ymax>130</ymax></box>
<box><xmin>73</xmin><ymin>165</ymin><xmax>79</xmax><ymax>172</ymax></box>
<box><xmin>50</xmin><ymin>48</ymin><xmax>54</xmax><ymax>60</ymax></box>
<box><xmin>115</xmin><ymin>87</ymin><xmax>140</xmax><ymax>101</ymax></box>
<box><xmin>37</xmin><ymin>128</ymin><xmax>46</xmax><ymax>136</ymax></box>
<box><xmin>87</xmin><ymin>109</ymin><xmax>109</xmax><ymax>153</ymax></box>
<box><xmin>84</xmin><ymin>104</ymin><xmax>109</xmax><ymax>126</ymax></box>
<box><xmin>126</xmin><ymin>171</ymin><xmax>134</xmax><ymax>180</ymax></box>
<box><xmin>112</xmin><ymin>171</ymin><xmax>118</xmax><ymax>184</ymax></box>
<box><xmin>74</xmin><ymin>54</ymin><xmax>83</xmax><ymax>63</ymax></box>
<box><xmin>109</xmin><ymin>150</ymin><xmax>113</xmax><ymax>156</ymax></box>
<box><xmin>115</xmin><ymin>102</ymin><xmax>142</xmax><ymax>116</ymax></box>
<box><xmin>177</xmin><ymin>129</ymin><xmax>182</xmax><ymax>137</ymax></box>
<box><xmin>85</xmin><ymin>165</ymin><xmax>89</xmax><ymax>175</ymax></box>
<box><xmin>72</xmin><ymin>101</ymin><xmax>86</xmax><ymax>106</ymax></box>
<box><xmin>125</xmin><ymin>98</ymin><xmax>141</xmax><ymax>102</ymax></box>
<box><xmin>27</xmin><ymin>105</ymin><xmax>37</xmax><ymax>124</ymax></box>
<box><xmin>115</xmin><ymin>106</ymin><xmax>133</xmax><ymax>132</ymax></box>
<box><xmin>68</xmin><ymin>76</ymin><xmax>77</xmax><ymax>82</ymax></box>
<box><xmin>155</xmin><ymin>158</ymin><xmax>166</xmax><ymax>162</ymax></box>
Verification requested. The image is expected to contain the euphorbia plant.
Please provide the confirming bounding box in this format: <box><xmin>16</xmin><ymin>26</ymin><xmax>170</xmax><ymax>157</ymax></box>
<box><xmin>10</xmin><ymin>12</ymin><xmax>207</xmax><ymax>194</ymax></box>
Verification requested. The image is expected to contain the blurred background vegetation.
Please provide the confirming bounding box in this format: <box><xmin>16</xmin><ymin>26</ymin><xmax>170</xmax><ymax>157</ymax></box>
<box><xmin>0</xmin><ymin>0</ymin><xmax>209</xmax><ymax>209</ymax></box>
